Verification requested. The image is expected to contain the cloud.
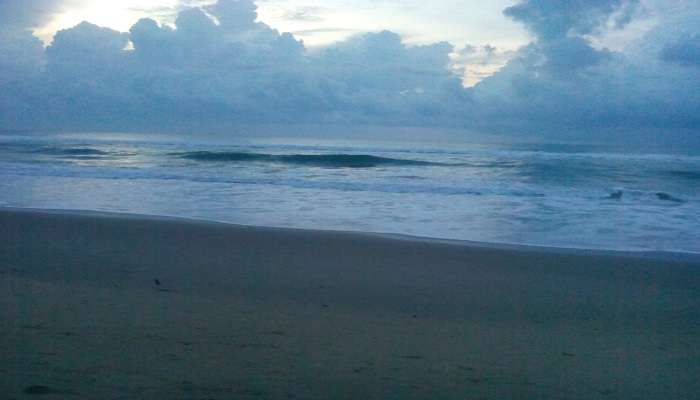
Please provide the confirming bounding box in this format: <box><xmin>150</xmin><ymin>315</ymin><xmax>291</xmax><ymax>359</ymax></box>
<box><xmin>309</xmin><ymin>31</ymin><xmax>465</xmax><ymax>122</ymax></box>
<box><xmin>281</xmin><ymin>6</ymin><xmax>328</xmax><ymax>23</ymax></box>
<box><xmin>292</xmin><ymin>27</ymin><xmax>359</xmax><ymax>36</ymax></box>
<box><xmin>467</xmin><ymin>0</ymin><xmax>699</xmax><ymax>140</ymax></box>
<box><xmin>0</xmin><ymin>0</ymin><xmax>82</xmax><ymax>30</ymax></box>
<box><xmin>503</xmin><ymin>0</ymin><xmax>640</xmax><ymax>41</ymax></box>
<box><xmin>206</xmin><ymin>0</ymin><xmax>258</xmax><ymax>32</ymax></box>
<box><xmin>0</xmin><ymin>29</ymin><xmax>45</xmax><ymax>82</ymax></box>
<box><xmin>47</xmin><ymin>22</ymin><xmax>130</xmax><ymax>64</ymax></box>
<box><xmin>500</xmin><ymin>0</ymin><xmax>637</xmax><ymax>75</ymax></box>
<box><xmin>0</xmin><ymin>0</ymin><xmax>464</xmax><ymax>131</ymax></box>
<box><xmin>0</xmin><ymin>0</ymin><xmax>698</xmax><ymax>145</ymax></box>
<box><xmin>540</xmin><ymin>37</ymin><xmax>613</xmax><ymax>72</ymax></box>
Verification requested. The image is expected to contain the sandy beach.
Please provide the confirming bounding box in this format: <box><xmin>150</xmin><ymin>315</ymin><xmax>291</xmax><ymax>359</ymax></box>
<box><xmin>1</xmin><ymin>208</ymin><xmax>699</xmax><ymax>400</ymax></box>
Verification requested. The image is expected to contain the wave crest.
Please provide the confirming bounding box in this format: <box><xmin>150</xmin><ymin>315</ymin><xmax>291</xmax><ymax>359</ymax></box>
<box><xmin>173</xmin><ymin>151</ymin><xmax>445</xmax><ymax>168</ymax></box>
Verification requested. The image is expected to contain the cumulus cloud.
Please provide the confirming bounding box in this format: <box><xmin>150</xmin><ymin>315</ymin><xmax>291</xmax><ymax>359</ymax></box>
<box><xmin>207</xmin><ymin>0</ymin><xmax>259</xmax><ymax>31</ymax></box>
<box><xmin>0</xmin><ymin>0</ymin><xmax>698</xmax><ymax>144</ymax></box>
<box><xmin>310</xmin><ymin>31</ymin><xmax>466</xmax><ymax>123</ymax></box>
<box><xmin>465</xmin><ymin>0</ymin><xmax>699</xmax><ymax>141</ymax></box>
<box><xmin>500</xmin><ymin>0</ymin><xmax>637</xmax><ymax>74</ymax></box>
<box><xmin>503</xmin><ymin>0</ymin><xmax>640</xmax><ymax>41</ymax></box>
<box><xmin>47</xmin><ymin>22</ymin><xmax>130</xmax><ymax>65</ymax></box>
<box><xmin>0</xmin><ymin>0</ymin><xmax>74</xmax><ymax>80</ymax></box>
<box><xmin>0</xmin><ymin>0</ymin><xmax>466</xmax><ymax>131</ymax></box>
<box><xmin>0</xmin><ymin>29</ymin><xmax>45</xmax><ymax>82</ymax></box>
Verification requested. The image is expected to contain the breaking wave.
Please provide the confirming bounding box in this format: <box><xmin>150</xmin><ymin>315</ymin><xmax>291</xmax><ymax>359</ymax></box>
<box><xmin>173</xmin><ymin>151</ymin><xmax>449</xmax><ymax>168</ymax></box>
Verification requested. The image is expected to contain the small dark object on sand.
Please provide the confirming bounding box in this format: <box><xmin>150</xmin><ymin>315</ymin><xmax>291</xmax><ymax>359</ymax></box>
<box><xmin>154</xmin><ymin>279</ymin><xmax>161</xmax><ymax>286</ymax></box>
<box><xmin>23</xmin><ymin>386</ymin><xmax>53</xmax><ymax>395</ymax></box>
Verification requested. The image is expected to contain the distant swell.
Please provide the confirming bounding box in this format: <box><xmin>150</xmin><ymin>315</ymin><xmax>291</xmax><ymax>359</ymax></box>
<box><xmin>173</xmin><ymin>151</ymin><xmax>446</xmax><ymax>168</ymax></box>
<box><xmin>667</xmin><ymin>170</ymin><xmax>700</xmax><ymax>181</ymax></box>
<box><xmin>33</xmin><ymin>147</ymin><xmax>110</xmax><ymax>156</ymax></box>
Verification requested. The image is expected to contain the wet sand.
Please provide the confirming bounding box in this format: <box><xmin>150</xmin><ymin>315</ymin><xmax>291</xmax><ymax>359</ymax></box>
<box><xmin>1</xmin><ymin>208</ymin><xmax>699</xmax><ymax>399</ymax></box>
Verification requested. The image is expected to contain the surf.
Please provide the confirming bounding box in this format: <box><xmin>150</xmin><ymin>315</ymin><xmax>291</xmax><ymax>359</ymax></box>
<box><xmin>172</xmin><ymin>151</ymin><xmax>448</xmax><ymax>168</ymax></box>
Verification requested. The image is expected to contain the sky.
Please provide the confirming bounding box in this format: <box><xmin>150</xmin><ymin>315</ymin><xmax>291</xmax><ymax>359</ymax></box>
<box><xmin>0</xmin><ymin>0</ymin><xmax>698</xmax><ymax>144</ymax></box>
<box><xmin>34</xmin><ymin>0</ymin><xmax>530</xmax><ymax>49</ymax></box>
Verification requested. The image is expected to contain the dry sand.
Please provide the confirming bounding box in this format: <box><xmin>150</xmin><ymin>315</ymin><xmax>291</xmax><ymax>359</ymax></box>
<box><xmin>1</xmin><ymin>208</ymin><xmax>699</xmax><ymax>399</ymax></box>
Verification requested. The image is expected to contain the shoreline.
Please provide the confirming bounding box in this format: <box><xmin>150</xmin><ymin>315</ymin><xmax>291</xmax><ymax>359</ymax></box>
<box><xmin>2</xmin><ymin>207</ymin><xmax>699</xmax><ymax>399</ymax></box>
<box><xmin>3</xmin><ymin>206</ymin><xmax>698</xmax><ymax>261</ymax></box>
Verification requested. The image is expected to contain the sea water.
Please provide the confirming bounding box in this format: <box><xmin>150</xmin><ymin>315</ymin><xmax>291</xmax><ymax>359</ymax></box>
<box><xmin>1</xmin><ymin>132</ymin><xmax>698</xmax><ymax>253</ymax></box>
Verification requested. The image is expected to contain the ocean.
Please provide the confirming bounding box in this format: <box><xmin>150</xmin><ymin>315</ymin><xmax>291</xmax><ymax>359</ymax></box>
<box><xmin>1</xmin><ymin>132</ymin><xmax>698</xmax><ymax>253</ymax></box>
